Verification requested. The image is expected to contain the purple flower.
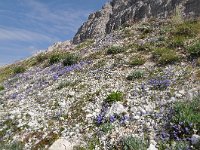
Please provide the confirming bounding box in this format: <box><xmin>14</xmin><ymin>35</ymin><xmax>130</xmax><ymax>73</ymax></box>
<box><xmin>120</xmin><ymin>115</ymin><xmax>129</xmax><ymax>124</ymax></box>
<box><xmin>53</xmin><ymin>74</ymin><xmax>59</xmax><ymax>80</ymax></box>
<box><xmin>96</xmin><ymin>114</ymin><xmax>103</xmax><ymax>124</ymax></box>
<box><xmin>110</xmin><ymin>115</ymin><xmax>115</xmax><ymax>123</ymax></box>
<box><xmin>11</xmin><ymin>93</ymin><xmax>17</xmax><ymax>99</ymax></box>
<box><xmin>148</xmin><ymin>77</ymin><xmax>171</xmax><ymax>90</ymax></box>
<box><xmin>141</xmin><ymin>83</ymin><xmax>145</xmax><ymax>91</ymax></box>
<box><xmin>80</xmin><ymin>61</ymin><xmax>85</xmax><ymax>66</ymax></box>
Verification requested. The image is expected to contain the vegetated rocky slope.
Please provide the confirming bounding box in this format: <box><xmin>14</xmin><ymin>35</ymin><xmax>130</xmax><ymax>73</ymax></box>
<box><xmin>0</xmin><ymin>1</ymin><xmax>200</xmax><ymax>150</ymax></box>
<box><xmin>73</xmin><ymin>0</ymin><xmax>200</xmax><ymax>44</ymax></box>
<box><xmin>0</xmin><ymin>18</ymin><xmax>200</xmax><ymax>149</ymax></box>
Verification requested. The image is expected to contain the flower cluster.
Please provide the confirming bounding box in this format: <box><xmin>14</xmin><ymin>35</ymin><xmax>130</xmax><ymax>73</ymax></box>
<box><xmin>168</xmin><ymin>122</ymin><xmax>193</xmax><ymax>141</ymax></box>
<box><xmin>148</xmin><ymin>76</ymin><xmax>170</xmax><ymax>90</ymax></box>
<box><xmin>95</xmin><ymin>103</ymin><xmax>129</xmax><ymax>125</ymax></box>
<box><xmin>53</xmin><ymin>61</ymin><xmax>92</xmax><ymax>80</ymax></box>
<box><xmin>96</xmin><ymin>103</ymin><xmax>109</xmax><ymax>124</ymax></box>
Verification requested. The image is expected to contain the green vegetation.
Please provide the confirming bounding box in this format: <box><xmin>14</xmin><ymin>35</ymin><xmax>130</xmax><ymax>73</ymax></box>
<box><xmin>0</xmin><ymin>85</ymin><xmax>4</xmax><ymax>91</ymax></box>
<box><xmin>62</xmin><ymin>54</ymin><xmax>79</xmax><ymax>66</ymax></box>
<box><xmin>172</xmin><ymin>21</ymin><xmax>200</xmax><ymax>38</ymax></box>
<box><xmin>0</xmin><ymin>66</ymin><xmax>13</xmax><ymax>83</ymax></box>
<box><xmin>0</xmin><ymin>141</ymin><xmax>24</xmax><ymax>150</ymax></box>
<box><xmin>100</xmin><ymin>123</ymin><xmax>113</xmax><ymax>133</ymax></box>
<box><xmin>187</xmin><ymin>41</ymin><xmax>200</xmax><ymax>57</ymax></box>
<box><xmin>126</xmin><ymin>70</ymin><xmax>144</xmax><ymax>80</ymax></box>
<box><xmin>86</xmin><ymin>51</ymin><xmax>104</xmax><ymax>60</ymax></box>
<box><xmin>49</xmin><ymin>53</ymin><xmax>62</xmax><ymax>65</ymax></box>
<box><xmin>32</xmin><ymin>132</ymin><xmax>59</xmax><ymax>150</ymax></box>
<box><xmin>153</xmin><ymin>48</ymin><xmax>179</xmax><ymax>65</ymax></box>
<box><xmin>168</xmin><ymin>36</ymin><xmax>185</xmax><ymax>48</ymax></box>
<box><xmin>158</xmin><ymin>52</ymin><xmax>179</xmax><ymax>65</ymax></box>
<box><xmin>123</xmin><ymin>28</ymin><xmax>134</xmax><ymax>37</ymax></box>
<box><xmin>87</xmin><ymin>137</ymin><xmax>100</xmax><ymax>150</ymax></box>
<box><xmin>172</xmin><ymin>96</ymin><xmax>200</xmax><ymax>132</ymax></box>
<box><xmin>73</xmin><ymin>146</ymin><xmax>86</xmax><ymax>150</ymax></box>
<box><xmin>158</xmin><ymin>96</ymin><xmax>200</xmax><ymax>149</ymax></box>
<box><xmin>195</xmin><ymin>70</ymin><xmax>200</xmax><ymax>81</ymax></box>
<box><xmin>136</xmin><ymin>44</ymin><xmax>151</xmax><ymax>51</ymax></box>
<box><xmin>105</xmin><ymin>91</ymin><xmax>123</xmax><ymax>103</ymax></box>
<box><xmin>35</xmin><ymin>53</ymin><xmax>48</xmax><ymax>63</ymax></box>
<box><xmin>107</xmin><ymin>46</ymin><xmax>125</xmax><ymax>55</ymax></box>
<box><xmin>93</xmin><ymin>59</ymin><xmax>106</xmax><ymax>69</ymax></box>
<box><xmin>138</xmin><ymin>26</ymin><xmax>152</xmax><ymax>34</ymax></box>
<box><xmin>57</xmin><ymin>81</ymin><xmax>72</xmax><ymax>90</ymax></box>
<box><xmin>13</xmin><ymin>66</ymin><xmax>26</xmax><ymax>74</ymax></box>
<box><xmin>119</xmin><ymin>136</ymin><xmax>148</xmax><ymax>150</ymax></box>
<box><xmin>129</xmin><ymin>55</ymin><xmax>146</xmax><ymax>66</ymax></box>
<box><xmin>197</xmin><ymin>57</ymin><xmax>200</xmax><ymax>66</ymax></box>
<box><xmin>76</xmin><ymin>39</ymin><xmax>94</xmax><ymax>50</ymax></box>
<box><xmin>158</xmin><ymin>140</ymin><xmax>189</xmax><ymax>150</ymax></box>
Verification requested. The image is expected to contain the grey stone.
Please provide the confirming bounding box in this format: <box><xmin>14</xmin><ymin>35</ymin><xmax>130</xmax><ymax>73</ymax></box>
<box><xmin>106</xmin><ymin>102</ymin><xmax>127</xmax><ymax>117</ymax></box>
<box><xmin>147</xmin><ymin>144</ymin><xmax>158</xmax><ymax>150</ymax></box>
<box><xmin>191</xmin><ymin>134</ymin><xmax>200</xmax><ymax>146</ymax></box>
<box><xmin>49</xmin><ymin>138</ymin><xmax>74</xmax><ymax>150</ymax></box>
<box><xmin>133</xmin><ymin>115</ymin><xmax>140</xmax><ymax>120</ymax></box>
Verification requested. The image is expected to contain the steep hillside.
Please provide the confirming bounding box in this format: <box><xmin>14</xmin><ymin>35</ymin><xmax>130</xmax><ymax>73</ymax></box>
<box><xmin>0</xmin><ymin>1</ymin><xmax>200</xmax><ymax>150</ymax></box>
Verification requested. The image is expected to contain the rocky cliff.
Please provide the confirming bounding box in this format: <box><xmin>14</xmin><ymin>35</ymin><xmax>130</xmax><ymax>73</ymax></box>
<box><xmin>73</xmin><ymin>0</ymin><xmax>200</xmax><ymax>44</ymax></box>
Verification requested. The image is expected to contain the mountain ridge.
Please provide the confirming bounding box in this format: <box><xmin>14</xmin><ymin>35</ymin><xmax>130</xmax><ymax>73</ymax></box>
<box><xmin>73</xmin><ymin>0</ymin><xmax>200</xmax><ymax>44</ymax></box>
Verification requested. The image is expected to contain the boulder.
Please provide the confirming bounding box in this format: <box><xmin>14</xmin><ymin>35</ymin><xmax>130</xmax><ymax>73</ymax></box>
<box><xmin>49</xmin><ymin>138</ymin><xmax>74</xmax><ymax>150</ymax></box>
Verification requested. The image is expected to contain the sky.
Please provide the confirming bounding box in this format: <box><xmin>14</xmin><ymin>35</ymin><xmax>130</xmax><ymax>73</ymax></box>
<box><xmin>0</xmin><ymin>0</ymin><xmax>108</xmax><ymax>66</ymax></box>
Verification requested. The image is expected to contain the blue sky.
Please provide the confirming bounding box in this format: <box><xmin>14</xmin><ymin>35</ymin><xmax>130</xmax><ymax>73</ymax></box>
<box><xmin>0</xmin><ymin>0</ymin><xmax>108</xmax><ymax>66</ymax></box>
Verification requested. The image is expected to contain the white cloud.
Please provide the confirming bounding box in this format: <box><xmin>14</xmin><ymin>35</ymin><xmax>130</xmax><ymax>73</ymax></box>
<box><xmin>0</xmin><ymin>27</ymin><xmax>57</xmax><ymax>42</ymax></box>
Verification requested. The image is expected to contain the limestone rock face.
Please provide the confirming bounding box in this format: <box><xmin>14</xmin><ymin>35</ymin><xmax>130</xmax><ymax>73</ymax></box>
<box><xmin>73</xmin><ymin>0</ymin><xmax>200</xmax><ymax>44</ymax></box>
<box><xmin>73</xmin><ymin>2</ymin><xmax>112</xmax><ymax>44</ymax></box>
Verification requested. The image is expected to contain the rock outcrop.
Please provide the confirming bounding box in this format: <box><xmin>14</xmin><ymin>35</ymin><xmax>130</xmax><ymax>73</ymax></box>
<box><xmin>73</xmin><ymin>0</ymin><xmax>200</xmax><ymax>44</ymax></box>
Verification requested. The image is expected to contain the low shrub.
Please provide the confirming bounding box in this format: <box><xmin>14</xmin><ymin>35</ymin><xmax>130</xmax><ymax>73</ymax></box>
<box><xmin>159</xmin><ymin>96</ymin><xmax>200</xmax><ymax>149</ymax></box>
<box><xmin>195</xmin><ymin>70</ymin><xmax>200</xmax><ymax>81</ymax></box>
<box><xmin>0</xmin><ymin>141</ymin><xmax>24</xmax><ymax>150</ymax></box>
<box><xmin>172</xmin><ymin>21</ymin><xmax>199</xmax><ymax>38</ymax></box>
<box><xmin>100</xmin><ymin>123</ymin><xmax>113</xmax><ymax>133</ymax></box>
<box><xmin>36</xmin><ymin>53</ymin><xmax>48</xmax><ymax>63</ymax></box>
<box><xmin>13</xmin><ymin>66</ymin><xmax>26</xmax><ymax>74</ymax></box>
<box><xmin>159</xmin><ymin>52</ymin><xmax>179</xmax><ymax>65</ymax></box>
<box><xmin>129</xmin><ymin>55</ymin><xmax>146</xmax><ymax>66</ymax></box>
<box><xmin>76</xmin><ymin>39</ymin><xmax>94</xmax><ymax>50</ymax></box>
<box><xmin>187</xmin><ymin>41</ymin><xmax>200</xmax><ymax>57</ymax></box>
<box><xmin>136</xmin><ymin>44</ymin><xmax>151</xmax><ymax>51</ymax></box>
<box><xmin>168</xmin><ymin>36</ymin><xmax>185</xmax><ymax>48</ymax></box>
<box><xmin>126</xmin><ymin>70</ymin><xmax>144</xmax><ymax>80</ymax></box>
<box><xmin>105</xmin><ymin>91</ymin><xmax>123</xmax><ymax>103</ymax></box>
<box><xmin>197</xmin><ymin>57</ymin><xmax>200</xmax><ymax>66</ymax></box>
<box><xmin>138</xmin><ymin>26</ymin><xmax>152</xmax><ymax>34</ymax></box>
<box><xmin>172</xmin><ymin>96</ymin><xmax>200</xmax><ymax>130</ymax></box>
<box><xmin>153</xmin><ymin>48</ymin><xmax>179</xmax><ymax>65</ymax></box>
<box><xmin>62</xmin><ymin>54</ymin><xmax>79</xmax><ymax>66</ymax></box>
<box><xmin>49</xmin><ymin>54</ymin><xmax>62</xmax><ymax>65</ymax></box>
<box><xmin>0</xmin><ymin>85</ymin><xmax>4</xmax><ymax>91</ymax></box>
<box><xmin>158</xmin><ymin>140</ymin><xmax>190</xmax><ymax>150</ymax></box>
<box><xmin>57</xmin><ymin>81</ymin><xmax>71</xmax><ymax>90</ymax></box>
<box><xmin>119</xmin><ymin>136</ymin><xmax>148</xmax><ymax>150</ymax></box>
<box><xmin>107</xmin><ymin>46</ymin><xmax>125</xmax><ymax>55</ymax></box>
